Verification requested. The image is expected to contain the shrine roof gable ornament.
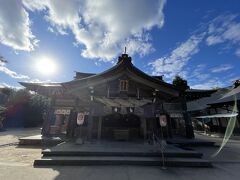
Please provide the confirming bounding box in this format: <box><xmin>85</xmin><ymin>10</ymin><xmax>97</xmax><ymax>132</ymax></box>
<box><xmin>117</xmin><ymin>47</ymin><xmax>132</xmax><ymax>64</ymax></box>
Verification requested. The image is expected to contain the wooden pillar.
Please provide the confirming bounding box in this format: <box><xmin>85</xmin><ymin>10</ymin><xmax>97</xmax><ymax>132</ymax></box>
<box><xmin>97</xmin><ymin>116</ymin><xmax>102</xmax><ymax>141</ymax></box>
<box><xmin>215</xmin><ymin>107</ymin><xmax>222</xmax><ymax>132</ymax></box>
<box><xmin>55</xmin><ymin>114</ymin><xmax>62</xmax><ymax>134</ymax></box>
<box><xmin>88</xmin><ymin>87</ymin><xmax>94</xmax><ymax>141</ymax></box>
<box><xmin>181</xmin><ymin>96</ymin><xmax>194</xmax><ymax>139</ymax></box>
<box><xmin>167</xmin><ymin>114</ymin><xmax>173</xmax><ymax>138</ymax></box>
<box><xmin>141</xmin><ymin>117</ymin><xmax>147</xmax><ymax>143</ymax></box>
<box><xmin>66</xmin><ymin>110</ymin><xmax>77</xmax><ymax>138</ymax></box>
<box><xmin>237</xmin><ymin>101</ymin><xmax>240</xmax><ymax>134</ymax></box>
<box><xmin>41</xmin><ymin>97</ymin><xmax>55</xmax><ymax>137</ymax></box>
<box><xmin>87</xmin><ymin>115</ymin><xmax>93</xmax><ymax>141</ymax></box>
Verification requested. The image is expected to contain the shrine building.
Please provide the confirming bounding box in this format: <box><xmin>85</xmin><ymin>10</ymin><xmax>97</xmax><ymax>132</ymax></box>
<box><xmin>20</xmin><ymin>53</ymin><xmax>194</xmax><ymax>142</ymax></box>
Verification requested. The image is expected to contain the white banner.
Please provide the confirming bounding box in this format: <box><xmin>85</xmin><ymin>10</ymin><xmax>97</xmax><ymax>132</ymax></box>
<box><xmin>77</xmin><ymin>113</ymin><xmax>85</xmax><ymax>125</ymax></box>
<box><xmin>159</xmin><ymin>115</ymin><xmax>167</xmax><ymax>127</ymax></box>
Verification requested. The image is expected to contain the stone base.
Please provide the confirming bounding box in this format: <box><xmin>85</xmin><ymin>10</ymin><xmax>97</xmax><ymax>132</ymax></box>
<box><xmin>19</xmin><ymin>135</ymin><xmax>63</xmax><ymax>146</ymax></box>
<box><xmin>75</xmin><ymin>138</ymin><xmax>84</xmax><ymax>145</ymax></box>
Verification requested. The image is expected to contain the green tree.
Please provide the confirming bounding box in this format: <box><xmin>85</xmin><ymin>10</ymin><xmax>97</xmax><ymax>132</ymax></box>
<box><xmin>172</xmin><ymin>75</ymin><xmax>190</xmax><ymax>91</ymax></box>
<box><xmin>0</xmin><ymin>87</ymin><xmax>15</xmax><ymax>105</ymax></box>
<box><xmin>4</xmin><ymin>89</ymin><xmax>50</xmax><ymax>128</ymax></box>
<box><xmin>0</xmin><ymin>106</ymin><xmax>6</xmax><ymax>130</ymax></box>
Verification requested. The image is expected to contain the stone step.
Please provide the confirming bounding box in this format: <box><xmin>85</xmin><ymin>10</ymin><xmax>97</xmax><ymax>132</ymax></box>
<box><xmin>42</xmin><ymin>150</ymin><xmax>203</xmax><ymax>158</ymax></box>
<box><xmin>166</xmin><ymin>139</ymin><xmax>215</xmax><ymax>147</ymax></box>
<box><xmin>34</xmin><ymin>156</ymin><xmax>212</xmax><ymax>167</ymax></box>
<box><xmin>19</xmin><ymin>135</ymin><xmax>63</xmax><ymax>146</ymax></box>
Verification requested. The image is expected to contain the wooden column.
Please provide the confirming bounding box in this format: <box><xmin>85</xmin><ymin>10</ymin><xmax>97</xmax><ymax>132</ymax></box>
<box><xmin>66</xmin><ymin>110</ymin><xmax>77</xmax><ymax>138</ymax></box>
<box><xmin>181</xmin><ymin>96</ymin><xmax>194</xmax><ymax>139</ymax></box>
<box><xmin>215</xmin><ymin>108</ymin><xmax>222</xmax><ymax>132</ymax></box>
<box><xmin>41</xmin><ymin>97</ymin><xmax>55</xmax><ymax>137</ymax></box>
<box><xmin>167</xmin><ymin>114</ymin><xmax>173</xmax><ymax>138</ymax></box>
<box><xmin>87</xmin><ymin>115</ymin><xmax>93</xmax><ymax>141</ymax></box>
<box><xmin>141</xmin><ymin>117</ymin><xmax>147</xmax><ymax>143</ymax></box>
<box><xmin>97</xmin><ymin>116</ymin><xmax>102</xmax><ymax>141</ymax></box>
<box><xmin>88</xmin><ymin>87</ymin><xmax>94</xmax><ymax>141</ymax></box>
<box><xmin>237</xmin><ymin>101</ymin><xmax>240</xmax><ymax>134</ymax></box>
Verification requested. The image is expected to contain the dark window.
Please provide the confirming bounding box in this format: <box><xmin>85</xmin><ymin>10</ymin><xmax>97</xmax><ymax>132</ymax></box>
<box><xmin>120</xmin><ymin>80</ymin><xmax>128</xmax><ymax>91</ymax></box>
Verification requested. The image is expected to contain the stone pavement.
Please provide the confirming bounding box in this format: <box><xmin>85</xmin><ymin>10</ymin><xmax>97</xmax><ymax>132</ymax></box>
<box><xmin>195</xmin><ymin>131</ymin><xmax>240</xmax><ymax>141</ymax></box>
<box><xmin>0</xmin><ymin>128</ymin><xmax>240</xmax><ymax>180</ymax></box>
<box><xmin>0</xmin><ymin>164</ymin><xmax>240</xmax><ymax>180</ymax></box>
<box><xmin>192</xmin><ymin>133</ymin><xmax>240</xmax><ymax>163</ymax></box>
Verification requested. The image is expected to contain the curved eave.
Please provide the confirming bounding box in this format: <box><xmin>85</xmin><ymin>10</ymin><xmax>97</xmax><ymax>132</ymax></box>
<box><xmin>74</xmin><ymin>71</ymin><xmax>96</xmax><ymax>79</ymax></box>
<box><xmin>62</xmin><ymin>58</ymin><xmax>180</xmax><ymax>97</ymax></box>
<box><xmin>19</xmin><ymin>82</ymin><xmax>64</xmax><ymax>96</ymax></box>
<box><xmin>62</xmin><ymin>59</ymin><xmax>123</xmax><ymax>87</ymax></box>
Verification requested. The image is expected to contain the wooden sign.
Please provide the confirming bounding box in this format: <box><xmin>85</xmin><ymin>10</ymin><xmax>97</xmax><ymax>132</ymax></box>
<box><xmin>159</xmin><ymin>115</ymin><xmax>167</xmax><ymax>127</ymax></box>
<box><xmin>77</xmin><ymin>113</ymin><xmax>85</xmax><ymax>125</ymax></box>
<box><xmin>54</xmin><ymin>109</ymin><xmax>71</xmax><ymax>115</ymax></box>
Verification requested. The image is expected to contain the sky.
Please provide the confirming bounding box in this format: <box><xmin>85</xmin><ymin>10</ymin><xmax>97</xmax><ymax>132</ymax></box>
<box><xmin>0</xmin><ymin>0</ymin><xmax>240</xmax><ymax>90</ymax></box>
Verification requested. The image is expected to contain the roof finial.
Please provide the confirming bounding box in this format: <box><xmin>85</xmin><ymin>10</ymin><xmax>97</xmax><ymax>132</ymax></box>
<box><xmin>124</xmin><ymin>46</ymin><xmax>127</xmax><ymax>54</ymax></box>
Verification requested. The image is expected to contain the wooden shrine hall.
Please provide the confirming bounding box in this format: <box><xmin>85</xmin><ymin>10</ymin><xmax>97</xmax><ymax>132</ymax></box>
<box><xmin>20</xmin><ymin>53</ymin><xmax>194</xmax><ymax>142</ymax></box>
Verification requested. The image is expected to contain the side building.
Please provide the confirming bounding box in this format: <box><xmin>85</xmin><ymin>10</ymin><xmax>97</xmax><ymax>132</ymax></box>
<box><xmin>187</xmin><ymin>82</ymin><xmax>240</xmax><ymax>135</ymax></box>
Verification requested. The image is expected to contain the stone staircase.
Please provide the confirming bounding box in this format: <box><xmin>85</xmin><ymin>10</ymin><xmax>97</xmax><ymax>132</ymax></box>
<box><xmin>34</xmin><ymin>141</ymin><xmax>212</xmax><ymax>167</ymax></box>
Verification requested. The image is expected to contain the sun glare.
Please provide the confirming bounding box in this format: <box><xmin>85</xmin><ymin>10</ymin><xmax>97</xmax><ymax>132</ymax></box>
<box><xmin>35</xmin><ymin>57</ymin><xmax>57</xmax><ymax>76</ymax></box>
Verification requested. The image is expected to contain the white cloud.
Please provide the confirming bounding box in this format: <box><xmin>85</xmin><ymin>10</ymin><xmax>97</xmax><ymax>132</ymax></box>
<box><xmin>22</xmin><ymin>0</ymin><xmax>47</xmax><ymax>11</ymax></box>
<box><xmin>23</xmin><ymin>0</ymin><xmax>166</xmax><ymax>60</ymax></box>
<box><xmin>0</xmin><ymin>0</ymin><xmax>38</xmax><ymax>51</ymax></box>
<box><xmin>149</xmin><ymin>13</ymin><xmax>240</xmax><ymax>85</ymax></box>
<box><xmin>236</xmin><ymin>48</ymin><xmax>240</xmax><ymax>57</ymax></box>
<box><xmin>190</xmin><ymin>79</ymin><xmax>224</xmax><ymax>89</ymax></box>
<box><xmin>149</xmin><ymin>33</ymin><xmax>204</xmax><ymax>79</ymax></box>
<box><xmin>206</xmin><ymin>14</ymin><xmax>240</xmax><ymax>56</ymax></box>
<box><xmin>211</xmin><ymin>64</ymin><xmax>233</xmax><ymax>73</ymax></box>
<box><xmin>0</xmin><ymin>61</ymin><xmax>29</xmax><ymax>79</ymax></box>
<box><xmin>24</xmin><ymin>79</ymin><xmax>56</xmax><ymax>83</ymax></box>
<box><xmin>0</xmin><ymin>82</ymin><xmax>22</xmax><ymax>89</ymax></box>
<box><xmin>188</xmin><ymin>64</ymin><xmax>210</xmax><ymax>81</ymax></box>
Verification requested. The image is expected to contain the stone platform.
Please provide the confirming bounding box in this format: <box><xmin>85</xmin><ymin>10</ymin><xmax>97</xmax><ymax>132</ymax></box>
<box><xmin>19</xmin><ymin>135</ymin><xmax>63</xmax><ymax>146</ymax></box>
<box><xmin>34</xmin><ymin>141</ymin><xmax>212</xmax><ymax>167</ymax></box>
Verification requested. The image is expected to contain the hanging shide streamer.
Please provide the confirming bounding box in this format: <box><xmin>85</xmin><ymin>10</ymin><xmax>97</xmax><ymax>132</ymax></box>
<box><xmin>212</xmin><ymin>96</ymin><xmax>238</xmax><ymax>157</ymax></box>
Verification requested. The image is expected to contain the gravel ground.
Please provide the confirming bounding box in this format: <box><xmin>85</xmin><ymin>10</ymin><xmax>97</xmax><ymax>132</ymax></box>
<box><xmin>0</xmin><ymin>128</ymin><xmax>42</xmax><ymax>166</ymax></box>
<box><xmin>0</xmin><ymin>128</ymin><xmax>41</xmax><ymax>145</ymax></box>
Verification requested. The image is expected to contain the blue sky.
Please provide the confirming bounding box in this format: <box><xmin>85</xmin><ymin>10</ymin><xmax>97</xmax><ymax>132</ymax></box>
<box><xmin>0</xmin><ymin>0</ymin><xmax>240</xmax><ymax>89</ymax></box>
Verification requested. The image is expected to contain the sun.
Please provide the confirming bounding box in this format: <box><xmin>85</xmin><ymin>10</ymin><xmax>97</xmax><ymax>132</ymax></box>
<box><xmin>35</xmin><ymin>56</ymin><xmax>57</xmax><ymax>76</ymax></box>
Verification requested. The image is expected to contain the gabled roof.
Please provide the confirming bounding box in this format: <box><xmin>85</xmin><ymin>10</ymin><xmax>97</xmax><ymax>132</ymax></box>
<box><xmin>62</xmin><ymin>54</ymin><xmax>180</xmax><ymax>97</ymax></box>
<box><xmin>19</xmin><ymin>54</ymin><xmax>180</xmax><ymax>97</ymax></box>
<box><xmin>209</xmin><ymin>86</ymin><xmax>240</xmax><ymax>105</ymax></box>
<box><xmin>187</xmin><ymin>88</ymin><xmax>230</xmax><ymax>111</ymax></box>
<box><xmin>185</xmin><ymin>88</ymin><xmax>218</xmax><ymax>101</ymax></box>
<box><xmin>19</xmin><ymin>82</ymin><xmax>64</xmax><ymax>96</ymax></box>
<box><xmin>185</xmin><ymin>89</ymin><xmax>217</xmax><ymax>93</ymax></box>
